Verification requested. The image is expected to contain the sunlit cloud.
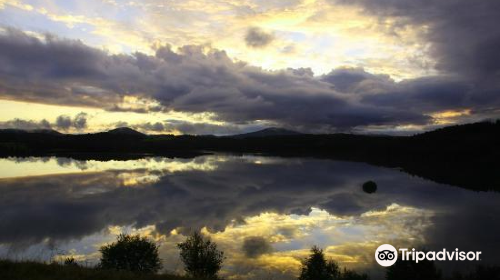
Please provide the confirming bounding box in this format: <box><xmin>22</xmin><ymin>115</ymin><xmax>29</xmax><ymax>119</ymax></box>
<box><xmin>431</xmin><ymin>109</ymin><xmax>472</xmax><ymax>125</ymax></box>
<box><xmin>0</xmin><ymin>0</ymin><xmax>433</xmax><ymax>79</ymax></box>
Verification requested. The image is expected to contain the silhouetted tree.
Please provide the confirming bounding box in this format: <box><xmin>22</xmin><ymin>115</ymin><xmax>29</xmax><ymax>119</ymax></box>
<box><xmin>386</xmin><ymin>258</ymin><xmax>441</xmax><ymax>280</ymax></box>
<box><xmin>99</xmin><ymin>234</ymin><xmax>162</xmax><ymax>273</ymax></box>
<box><xmin>178</xmin><ymin>232</ymin><xmax>224</xmax><ymax>279</ymax></box>
<box><xmin>299</xmin><ymin>246</ymin><xmax>340</xmax><ymax>280</ymax></box>
<box><xmin>298</xmin><ymin>246</ymin><xmax>370</xmax><ymax>280</ymax></box>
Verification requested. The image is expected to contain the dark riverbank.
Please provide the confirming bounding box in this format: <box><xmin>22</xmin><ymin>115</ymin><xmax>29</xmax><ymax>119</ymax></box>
<box><xmin>1</xmin><ymin>121</ymin><xmax>499</xmax><ymax>191</ymax></box>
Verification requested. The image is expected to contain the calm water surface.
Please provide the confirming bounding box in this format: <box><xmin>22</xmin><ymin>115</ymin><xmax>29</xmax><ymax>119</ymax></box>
<box><xmin>0</xmin><ymin>155</ymin><xmax>498</xmax><ymax>279</ymax></box>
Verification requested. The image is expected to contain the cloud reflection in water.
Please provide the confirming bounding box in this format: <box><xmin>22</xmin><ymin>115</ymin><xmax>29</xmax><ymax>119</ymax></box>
<box><xmin>0</xmin><ymin>155</ymin><xmax>498</xmax><ymax>279</ymax></box>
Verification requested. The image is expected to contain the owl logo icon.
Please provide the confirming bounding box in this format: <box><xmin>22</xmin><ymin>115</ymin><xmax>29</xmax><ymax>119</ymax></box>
<box><xmin>375</xmin><ymin>244</ymin><xmax>398</xmax><ymax>267</ymax></box>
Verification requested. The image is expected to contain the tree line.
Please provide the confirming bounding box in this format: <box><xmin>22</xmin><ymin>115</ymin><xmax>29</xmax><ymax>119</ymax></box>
<box><xmin>64</xmin><ymin>233</ymin><xmax>499</xmax><ymax>280</ymax></box>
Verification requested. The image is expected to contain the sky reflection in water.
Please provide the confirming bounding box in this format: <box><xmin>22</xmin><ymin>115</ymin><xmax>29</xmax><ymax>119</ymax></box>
<box><xmin>0</xmin><ymin>155</ymin><xmax>498</xmax><ymax>279</ymax></box>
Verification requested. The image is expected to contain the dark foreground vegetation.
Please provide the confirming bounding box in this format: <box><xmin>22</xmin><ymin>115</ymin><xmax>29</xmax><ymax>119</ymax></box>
<box><xmin>386</xmin><ymin>258</ymin><xmax>500</xmax><ymax>280</ymax></box>
<box><xmin>2</xmin><ymin>234</ymin><xmax>499</xmax><ymax>280</ymax></box>
<box><xmin>0</xmin><ymin>260</ymin><xmax>192</xmax><ymax>280</ymax></box>
<box><xmin>0</xmin><ymin>233</ymin><xmax>224</xmax><ymax>280</ymax></box>
<box><xmin>1</xmin><ymin>121</ymin><xmax>500</xmax><ymax>191</ymax></box>
<box><xmin>100</xmin><ymin>234</ymin><xmax>162</xmax><ymax>273</ymax></box>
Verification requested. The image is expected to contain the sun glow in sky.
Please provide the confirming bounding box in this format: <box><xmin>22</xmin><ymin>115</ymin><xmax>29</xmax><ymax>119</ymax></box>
<box><xmin>0</xmin><ymin>0</ymin><xmax>498</xmax><ymax>134</ymax></box>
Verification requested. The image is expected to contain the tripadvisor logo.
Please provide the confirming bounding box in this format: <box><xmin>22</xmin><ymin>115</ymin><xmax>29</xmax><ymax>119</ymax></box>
<box><xmin>375</xmin><ymin>244</ymin><xmax>482</xmax><ymax>267</ymax></box>
<box><xmin>375</xmin><ymin>244</ymin><xmax>398</xmax><ymax>267</ymax></box>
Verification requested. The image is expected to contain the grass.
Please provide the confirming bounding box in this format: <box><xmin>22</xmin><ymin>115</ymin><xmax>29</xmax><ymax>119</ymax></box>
<box><xmin>0</xmin><ymin>260</ymin><xmax>199</xmax><ymax>280</ymax></box>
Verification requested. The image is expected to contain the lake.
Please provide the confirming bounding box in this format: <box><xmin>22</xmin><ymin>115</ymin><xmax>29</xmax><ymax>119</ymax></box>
<box><xmin>0</xmin><ymin>155</ymin><xmax>498</xmax><ymax>279</ymax></box>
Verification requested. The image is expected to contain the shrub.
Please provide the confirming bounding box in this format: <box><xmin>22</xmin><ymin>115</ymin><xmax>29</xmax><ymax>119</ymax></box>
<box><xmin>177</xmin><ymin>232</ymin><xmax>224</xmax><ymax>279</ymax></box>
<box><xmin>99</xmin><ymin>234</ymin><xmax>162</xmax><ymax>273</ymax></box>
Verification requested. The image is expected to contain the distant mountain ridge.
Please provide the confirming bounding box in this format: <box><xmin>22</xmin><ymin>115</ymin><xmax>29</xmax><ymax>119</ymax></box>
<box><xmin>232</xmin><ymin>127</ymin><xmax>302</xmax><ymax>138</ymax></box>
<box><xmin>106</xmin><ymin>127</ymin><xmax>145</xmax><ymax>136</ymax></box>
<box><xmin>1</xmin><ymin>121</ymin><xmax>498</xmax><ymax>139</ymax></box>
<box><xmin>1</xmin><ymin>121</ymin><xmax>499</xmax><ymax>191</ymax></box>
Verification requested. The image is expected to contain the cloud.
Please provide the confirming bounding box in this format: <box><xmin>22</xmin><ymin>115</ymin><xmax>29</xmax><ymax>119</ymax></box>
<box><xmin>0</xmin><ymin>28</ymin><xmax>498</xmax><ymax>133</ymax></box>
<box><xmin>321</xmin><ymin>68</ymin><xmax>392</xmax><ymax>93</ymax></box>
<box><xmin>0</xmin><ymin>155</ymin><xmax>480</xmax><ymax>244</ymax></box>
<box><xmin>0</xmin><ymin>28</ymin><xmax>434</xmax><ymax>132</ymax></box>
<box><xmin>242</xmin><ymin>236</ymin><xmax>273</xmax><ymax>258</ymax></box>
<box><xmin>55</xmin><ymin>113</ymin><xmax>87</xmax><ymax>130</ymax></box>
<box><xmin>55</xmin><ymin>115</ymin><xmax>72</xmax><ymax>130</ymax></box>
<box><xmin>0</xmin><ymin>118</ymin><xmax>51</xmax><ymax>130</ymax></box>
<box><xmin>331</xmin><ymin>0</ymin><xmax>500</xmax><ymax>81</ymax></box>
<box><xmin>73</xmin><ymin>112</ymin><xmax>88</xmax><ymax>129</ymax></box>
<box><xmin>245</xmin><ymin>27</ymin><xmax>275</xmax><ymax>48</ymax></box>
<box><xmin>0</xmin><ymin>112</ymin><xmax>88</xmax><ymax>131</ymax></box>
<box><xmin>131</xmin><ymin>120</ymin><xmax>259</xmax><ymax>135</ymax></box>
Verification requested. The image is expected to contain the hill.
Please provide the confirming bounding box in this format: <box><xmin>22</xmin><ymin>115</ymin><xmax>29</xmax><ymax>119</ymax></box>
<box><xmin>0</xmin><ymin>121</ymin><xmax>499</xmax><ymax>191</ymax></box>
<box><xmin>106</xmin><ymin>127</ymin><xmax>145</xmax><ymax>137</ymax></box>
<box><xmin>232</xmin><ymin>127</ymin><xmax>302</xmax><ymax>138</ymax></box>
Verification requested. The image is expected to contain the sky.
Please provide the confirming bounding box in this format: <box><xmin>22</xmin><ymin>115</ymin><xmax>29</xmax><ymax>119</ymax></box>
<box><xmin>0</xmin><ymin>0</ymin><xmax>499</xmax><ymax>135</ymax></box>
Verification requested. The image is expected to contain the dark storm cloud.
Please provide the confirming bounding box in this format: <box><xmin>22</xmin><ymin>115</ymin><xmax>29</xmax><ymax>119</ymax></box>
<box><xmin>242</xmin><ymin>236</ymin><xmax>273</xmax><ymax>258</ymax></box>
<box><xmin>360</xmin><ymin>77</ymin><xmax>473</xmax><ymax>112</ymax></box>
<box><xmin>0</xmin><ymin>28</ymin><xmax>437</xmax><ymax>132</ymax></box>
<box><xmin>321</xmin><ymin>68</ymin><xmax>392</xmax><ymax>93</ymax></box>
<box><xmin>321</xmin><ymin>68</ymin><xmax>500</xmax><ymax>118</ymax></box>
<box><xmin>332</xmin><ymin>0</ymin><xmax>500</xmax><ymax>80</ymax></box>
<box><xmin>321</xmin><ymin>0</ymin><xmax>500</xmax><ymax>126</ymax></box>
<box><xmin>244</xmin><ymin>27</ymin><xmax>275</xmax><ymax>48</ymax></box>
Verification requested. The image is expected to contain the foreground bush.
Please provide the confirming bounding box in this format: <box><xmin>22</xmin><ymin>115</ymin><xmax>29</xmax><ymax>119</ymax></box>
<box><xmin>100</xmin><ymin>234</ymin><xmax>162</xmax><ymax>273</ymax></box>
<box><xmin>178</xmin><ymin>232</ymin><xmax>224</xmax><ymax>279</ymax></box>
